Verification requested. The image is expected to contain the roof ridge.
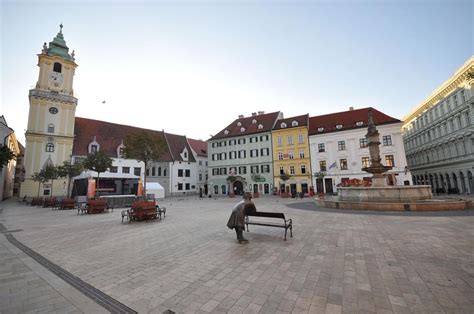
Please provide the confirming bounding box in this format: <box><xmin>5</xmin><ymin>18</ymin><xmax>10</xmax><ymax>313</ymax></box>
<box><xmin>163</xmin><ymin>131</ymin><xmax>175</xmax><ymax>161</ymax></box>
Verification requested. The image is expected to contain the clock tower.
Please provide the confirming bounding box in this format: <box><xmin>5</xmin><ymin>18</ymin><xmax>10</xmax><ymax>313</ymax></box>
<box><xmin>22</xmin><ymin>24</ymin><xmax>78</xmax><ymax>197</ymax></box>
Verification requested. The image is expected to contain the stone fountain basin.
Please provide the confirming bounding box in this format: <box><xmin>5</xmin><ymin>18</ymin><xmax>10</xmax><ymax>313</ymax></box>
<box><xmin>338</xmin><ymin>185</ymin><xmax>432</xmax><ymax>202</ymax></box>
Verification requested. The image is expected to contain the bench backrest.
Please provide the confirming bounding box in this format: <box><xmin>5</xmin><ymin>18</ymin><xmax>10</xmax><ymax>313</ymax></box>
<box><xmin>246</xmin><ymin>211</ymin><xmax>285</xmax><ymax>219</ymax></box>
<box><xmin>132</xmin><ymin>201</ymin><xmax>156</xmax><ymax>210</ymax></box>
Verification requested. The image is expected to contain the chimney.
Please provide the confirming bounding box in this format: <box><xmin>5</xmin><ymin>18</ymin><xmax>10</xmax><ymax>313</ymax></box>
<box><xmin>349</xmin><ymin>106</ymin><xmax>354</xmax><ymax>111</ymax></box>
<box><xmin>258</xmin><ymin>111</ymin><xmax>265</xmax><ymax>115</ymax></box>
<box><xmin>238</xmin><ymin>114</ymin><xmax>244</xmax><ymax>119</ymax></box>
<box><xmin>251</xmin><ymin>112</ymin><xmax>257</xmax><ymax>116</ymax></box>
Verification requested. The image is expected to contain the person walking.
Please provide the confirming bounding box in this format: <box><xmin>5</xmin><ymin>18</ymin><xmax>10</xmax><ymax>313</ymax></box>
<box><xmin>227</xmin><ymin>192</ymin><xmax>254</xmax><ymax>244</ymax></box>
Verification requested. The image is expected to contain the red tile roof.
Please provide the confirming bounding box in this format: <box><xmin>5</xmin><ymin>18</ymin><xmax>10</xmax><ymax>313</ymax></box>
<box><xmin>187</xmin><ymin>138</ymin><xmax>207</xmax><ymax>157</ymax></box>
<box><xmin>73</xmin><ymin>117</ymin><xmax>173</xmax><ymax>161</ymax></box>
<box><xmin>211</xmin><ymin>111</ymin><xmax>281</xmax><ymax>140</ymax></box>
<box><xmin>308</xmin><ymin>107</ymin><xmax>400</xmax><ymax>135</ymax></box>
<box><xmin>273</xmin><ymin>114</ymin><xmax>309</xmax><ymax>130</ymax></box>
<box><xmin>164</xmin><ymin>132</ymin><xmax>196</xmax><ymax>163</ymax></box>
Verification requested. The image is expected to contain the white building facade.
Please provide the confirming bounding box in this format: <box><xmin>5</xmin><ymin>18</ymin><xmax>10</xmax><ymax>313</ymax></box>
<box><xmin>309</xmin><ymin>107</ymin><xmax>412</xmax><ymax>194</ymax></box>
<box><xmin>402</xmin><ymin>57</ymin><xmax>474</xmax><ymax>194</ymax></box>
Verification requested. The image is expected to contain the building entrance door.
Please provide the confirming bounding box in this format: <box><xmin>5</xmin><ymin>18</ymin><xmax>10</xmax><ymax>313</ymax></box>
<box><xmin>324</xmin><ymin>178</ymin><xmax>333</xmax><ymax>194</ymax></box>
<box><xmin>233</xmin><ymin>181</ymin><xmax>243</xmax><ymax>195</ymax></box>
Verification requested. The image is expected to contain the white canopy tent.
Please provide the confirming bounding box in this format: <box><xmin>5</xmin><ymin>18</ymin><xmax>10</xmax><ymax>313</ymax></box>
<box><xmin>146</xmin><ymin>182</ymin><xmax>165</xmax><ymax>199</ymax></box>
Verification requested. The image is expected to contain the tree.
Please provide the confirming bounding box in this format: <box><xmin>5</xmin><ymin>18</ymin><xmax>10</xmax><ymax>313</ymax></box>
<box><xmin>0</xmin><ymin>145</ymin><xmax>15</xmax><ymax>171</ymax></box>
<box><xmin>32</xmin><ymin>170</ymin><xmax>48</xmax><ymax>197</ymax></box>
<box><xmin>124</xmin><ymin>131</ymin><xmax>167</xmax><ymax>199</ymax></box>
<box><xmin>57</xmin><ymin>161</ymin><xmax>83</xmax><ymax>198</ymax></box>
<box><xmin>83</xmin><ymin>151</ymin><xmax>113</xmax><ymax>198</ymax></box>
<box><xmin>42</xmin><ymin>164</ymin><xmax>59</xmax><ymax>196</ymax></box>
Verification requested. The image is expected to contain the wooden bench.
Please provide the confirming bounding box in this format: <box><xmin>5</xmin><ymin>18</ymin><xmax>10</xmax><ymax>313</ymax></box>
<box><xmin>122</xmin><ymin>203</ymin><xmax>167</xmax><ymax>223</ymax></box>
<box><xmin>59</xmin><ymin>198</ymin><xmax>76</xmax><ymax>210</ymax></box>
<box><xmin>86</xmin><ymin>199</ymin><xmax>108</xmax><ymax>214</ymax></box>
<box><xmin>128</xmin><ymin>201</ymin><xmax>157</xmax><ymax>222</ymax></box>
<box><xmin>245</xmin><ymin>212</ymin><xmax>293</xmax><ymax>240</ymax></box>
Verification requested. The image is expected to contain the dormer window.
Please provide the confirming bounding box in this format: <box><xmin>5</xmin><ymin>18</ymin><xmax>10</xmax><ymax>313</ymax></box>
<box><xmin>356</xmin><ymin>121</ymin><xmax>364</xmax><ymax>127</ymax></box>
<box><xmin>252</xmin><ymin>119</ymin><xmax>257</xmax><ymax>124</ymax></box>
<box><xmin>336</xmin><ymin>124</ymin><xmax>343</xmax><ymax>130</ymax></box>
<box><xmin>280</xmin><ymin>122</ymin><xmax>287</xmax><ymax>128</ymax></box>
<box><xmin>181</xmin><ymin>148</ymin><xmax>189</xmax><ymax>161</ymax></box>
<box><xmin>291</xmin><ymin>120</ymin><xmax>298</xmax><ymax>127</ymax></box>
<box><xmin>258</xmin><ymin>124</ymin><xmax>264</xmax><ymax>129</ymax></box>
<box><xmin>224</xmin><ymin>130</ymin><xmax>229</xmax><ymax>134</ymax></box>
<box><xmin>53</xmin><ymin>62</ymin><xmax>62</xmax><ymax>73</ymax></box>
<box><xmin>117</xmin><ymin>143</ymin><xmax>126</xmax><ymax>158</ymax></box>
<box><xmin>240</xmin><ymin>127</ymin><xmax>246</xmax><ymax>132</ymax></box>
<box><xmin>88</xmin><ymin>136</ymin><xmax>100</xmax><ymax>154</ymax></box>
<box><xmin>237</xmin><ymin>122</ymin><xmax>242</xmax><ymax>127</ymax></box>
<box><xmin>317</xmin><ymin>127</ymin><xmax>324</xmax><ymax>132</ymax></box>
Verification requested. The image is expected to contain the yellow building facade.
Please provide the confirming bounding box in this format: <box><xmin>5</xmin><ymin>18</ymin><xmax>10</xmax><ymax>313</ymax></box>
<box><xmin>22</xmin><ymin>25</ymin><xmax>78</xmax><ymax>197</ymax></box>
<box><xmin>271</xmin><ymin>114</ymin><xmax>312</xmax><ymax>196</ymax></box>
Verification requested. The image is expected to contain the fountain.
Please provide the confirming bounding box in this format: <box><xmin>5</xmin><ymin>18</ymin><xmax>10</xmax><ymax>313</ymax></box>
<box><xmin>315</xmin><ymin>111</ymin><xmax>471</xmax><ymax>211</ymax></box>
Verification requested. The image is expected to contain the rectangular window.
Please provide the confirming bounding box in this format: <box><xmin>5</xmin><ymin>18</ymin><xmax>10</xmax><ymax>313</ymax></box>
<box><xmin>91</xmin><ymin>145</ymin><xmax>98</xmax><ymax>153</ymax></box>
<box><xmin>340</xmin><ymin>159</ymin><xmax>348</xmax><ymax>170</ymax></box>
<box><xmin>185</xmin><ymin>169</ymin><xmax>190</xmax><ymax>177</ymax></box>
<box><xmin>300</xmin><ymin>164</ymin><xmax>306</xmax><ymax>174</ymax></box>
<box><xmin>229</xmin><ymin>151</ymin><xmax>235</xmax><ymax>159</ymax></box>
<box><xmin>299</xmin><ymin>149</ymin><xmax>304</xmax><ymax>159</ymax></box>
<box><xmin>338</xmin><ymin>141</ymin><xmax>346</xmax><ymax>150</ymax></box>
<box><xmin>178</xmin><ymin>183</ymin><xmax>183</xmax><ymax>191</ymax></box>
<box><xmin>298</xmin><ymin>134</ymin><xmax>304</xmax><ymax>144</ymax></box>
<box><xmin>261</xmin><ymin>164</ymin><xmax>270</xmax><ymax>173</ymax></box>
<box><xmin>134</xmin><ymin>167</ymin><xmax>141</xmax><ymax>176</ymax></box>
<box><xmin>212</xmin><ymin>143</ymin><xmax>216</xmax><ymax>148</ymax></box>
<box><xmin>318</xmin><ymin>143</ymin><xmax>325</xmax><ymax>152</ymax></box>
<box><xmin>260</xmin><ymin>148</ymin><xmax>269</xmax><ymax>156</ymax></box>
<box><xmin>238</xmin><ymin>138</ymin><xmax>246</xmax><ymax>145</ymax></box>
<box><xmin>221</xmin><ymin>152</ymin><xmax>227</xmax><ymax>160</ymax></box>
<box><xmin>238</xmin><ymin>150</ymin><xmax>246</xmax><ymax>158</ymax></box>
<box><xmin>229</xmin><ymin>167</ymin><xmax>237</xmax><ymax>175</ymax></box>
<box><xmin>288</xmin><ymin>151</ymin><xmax>294</xmax><ymax>159</ymax></box>
<box><xmin>277</xmin><ymin>136</ymin><xmax>282</xmax><ymax>146</ymax></box>
<box><xmin>279</xmin><ymin>166</ymin><xmax>284</xmax><ymax>175</ymax></box>
<box><xmin>199</xmin><ymin>161</ymin><xmax>202</xmax><ymax>166</ymax></box>
<box><xmin>220</xmin><ymin>168</ymin><xmax>227</xmax><ymax>175</ymax></box>
<box><xmin>319</xmin><ymin>160</ymin><xmax>326</xmax><ymax>172</ymax></box>
<box><xmin>178</xmin><ymin>169</ymin><xmax>183</xmax><ymax>177</ymax></box>
<box><xmin>122</xmin><ymin>167</ymin><xmax>130</xmax><ymax>174</ymax></box>
<box><xmin>185</xmin><ymin>183</ymin><xmax>190</xmax><ymax>190</ymax></box>
<box><xmin>110</xmin><ymin>166</ymin><xmax>118</xmax><ymax>173</ymax></box>
<box><xmin>212</xmin><ymin>168</ymin><xmax>218</xmax><ymax>176</ymax></box>
<box><xmin>278</xmin><ymin>152</ymin><xmax>283</xmax><ymax>160</ymax></box>
<box><xmin>239</xmin><ymin>166</ymin><xmax>247</xmax><ymax>175</ymax></box>
<box><xmin>287</xmin><ymin>136</ymin><xmax>293</xmax><ymax>145</ymax></box>
<box><xmin>250</xmin><ymin>149</ymin><xmax>259</xmax><ymax>157</ymax></box>
<box><xmin>361</xmin><ymin>157</ymin><xmax>370</xmax><ymax>168</ymax></box>
<box><xmin>251</xmin><ymin>166</ymin><xmax>259</xmax><ymax>174</ymax></box>
<box><xmin>382</xmin><ymin>135</ymin><xmax>392</xmax><ymax>146</ymax></box>
<box><xmin>260</xmin><ymin>135</ymin><xmax>268</xmax><ymax>141</ymax></box>
<box><xmin>385</xmin><ymin>155</ymin><xmax>395</xmax><ymax>167</ymax></box>
<box><xmin>359</xmin><ymin>138</ymin><xmax>368</xmax><ymax>148</ymax></box>
<box><xmin>289</xmin><ymin>165</ymin><xmax>295</xmax><ymax>175</ymax></box>
<box><xmin>221</xmin><ymin>141</ymin><xmax>226</xmax><ymax>147</ymax></box>
<box><xmin>199</xmin><ymin>173</ymin><xmax>202</xmax><ymax>181</ymax></box>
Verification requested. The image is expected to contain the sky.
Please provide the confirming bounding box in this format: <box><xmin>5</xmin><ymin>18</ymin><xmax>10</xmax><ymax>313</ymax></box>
<box><xmin>1</xmin><ymin>0</ymin><xmax>472</xmax><ymax>145</ymax></box>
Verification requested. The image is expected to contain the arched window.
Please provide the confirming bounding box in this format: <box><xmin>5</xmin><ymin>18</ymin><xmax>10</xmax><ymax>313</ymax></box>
<box><xmin>45</xmin><ymin>143</ymin><xmax>54</xmax><ymax>152</ymax></box>
<box><xmin>163</xmin><ymin>168</ymin><xmax>167</xmax><ymax>176</ymax></box>
<box><xmin>47</xmin><ymin>123</ymin><xmax>54</xmax><ymax>133</ymax></box>
<box><xmin>53</xmin><ymin>62</ymin><xmax>62</xmax><ymax>73</ymax></box>
<box><xmin>158</xmin><ymin>167</ymin><xmax>162</xmax><ymax>176</ymax></box>
<box><xmin>291</xmin><ymin>120</ymin><xmax>298</xmax><ymax>127</ymax></box>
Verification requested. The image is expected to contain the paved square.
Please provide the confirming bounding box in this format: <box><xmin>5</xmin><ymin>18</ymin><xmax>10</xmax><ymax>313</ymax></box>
<box><xmin>0</xmin><ymin>197</ymin><xmax>473</xmax><ymax>313</ymax></box>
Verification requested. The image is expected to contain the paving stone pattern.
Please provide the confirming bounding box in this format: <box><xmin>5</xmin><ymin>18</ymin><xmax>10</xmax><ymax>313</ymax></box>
<box><xmin>0</xmin><ymin>197</ymin><xmax>473</xmax><ymax>313</ymax></box>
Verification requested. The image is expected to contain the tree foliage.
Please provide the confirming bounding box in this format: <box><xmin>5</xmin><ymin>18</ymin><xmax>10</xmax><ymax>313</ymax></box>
<box><xmin>124</xmin><ymin>131</ymin><xmax>167</xmax><ymax>199</ymax></box>
<box><xmin>57</xmin><ymin>161</ymin><xmax>83</xmax><ymax>198</ymax></box>
<box><xmin>83</xmin><ymin>151</ymin><xmax>113</xmax><ymax>198</ymax></box>
<box><xmin>32</xmin><ymin>170</ymin><xmax>48</xmax><ymax>197</ymax></box>
<box><xmin>0</xmin><ymin>145</ymin><xmax>15</xmax><ymax>171</ymax></box>
<box><xmin>280</xmin><ymin>172</ymin><xmax>291</xmax><ymax>182</ymax></box>
<box><xmin>42</xmin><ymin>164</ymin><xmax>59</xmax><ymax>196</ymax></box>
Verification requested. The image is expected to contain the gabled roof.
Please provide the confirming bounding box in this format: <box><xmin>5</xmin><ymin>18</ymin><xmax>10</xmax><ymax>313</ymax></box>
<box><xmin>273</xmin><ymin>114</ymin><xmax>309</xmax><ymax>131</ymax></box>
<box><xmin>187</xmin><ymin>138</ymin><xmax>207</xmax><ymax>157</ymax></box>
<box><xmin>211</xmin><ymin>111</ymin><xmax>281</xmax><ymax>140</ymax></box>
<box><xmin>163</xmin><ymin>132</ymin><xmax>196</xmax><ymax>163</ymax></box>
<box><xmin>308</xmin><ymin>107</ymin><xmax>400</xmax><ymax>135</ymax></box>
<box><xmin>73</xmin><ymin>117</ymin><xmax>173</xmax><ymax>161</ymax></box>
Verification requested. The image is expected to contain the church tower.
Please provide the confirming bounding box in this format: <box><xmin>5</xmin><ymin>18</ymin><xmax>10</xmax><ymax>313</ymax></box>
<box><xmin>22</xmin><ymin>24</ymin><xmax>78</xmax><ymax>197</ymax></box>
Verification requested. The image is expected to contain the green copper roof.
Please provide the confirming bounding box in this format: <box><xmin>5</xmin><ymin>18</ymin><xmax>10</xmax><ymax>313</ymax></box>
<box><xmin>43</xmin><ymin>24</ymin><xmax>75</xmax><ymax>62</ymax></box>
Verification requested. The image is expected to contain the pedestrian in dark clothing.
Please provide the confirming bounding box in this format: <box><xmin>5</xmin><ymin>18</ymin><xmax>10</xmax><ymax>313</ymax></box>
<box><xmin>227</xmin><ymin>192</ymin><xmax>254</xmax><ymax>244</ymax></box>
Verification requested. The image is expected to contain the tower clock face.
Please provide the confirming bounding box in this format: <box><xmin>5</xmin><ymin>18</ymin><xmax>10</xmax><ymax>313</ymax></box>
<box><xmin>49</xmin><ymin>71</ymin><xmax>63</xmax><ymax>86</ymax></box>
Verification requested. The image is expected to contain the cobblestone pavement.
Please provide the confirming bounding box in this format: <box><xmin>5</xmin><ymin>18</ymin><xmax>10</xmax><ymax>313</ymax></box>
<box><xmin>0</xmin><ymin>196</ymin><xmax>473</xmax><ymax>313</ymax></box>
